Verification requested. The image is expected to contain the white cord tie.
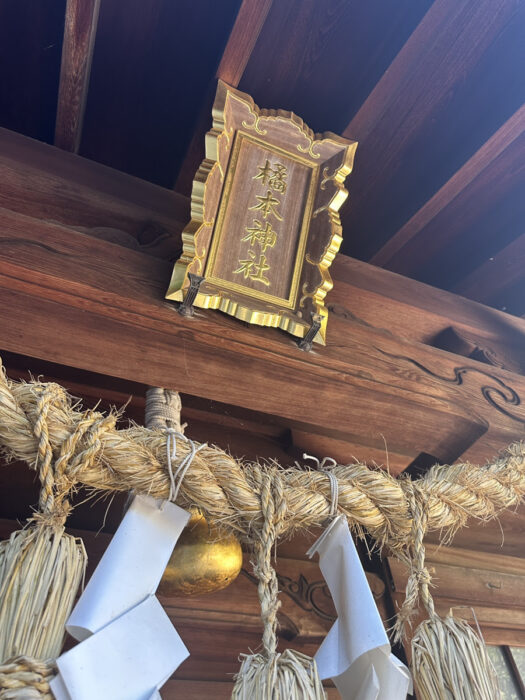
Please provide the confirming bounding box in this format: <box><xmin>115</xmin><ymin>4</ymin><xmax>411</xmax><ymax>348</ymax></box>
<box><xmin>301</xmin><ymin>453</ymin><xmax>339</xmax><ymax>518</ymax></box>
<box><xmin>165</xmin><ymin>428</ymin><xmax>207</xmax><ymax>504</ymax></box>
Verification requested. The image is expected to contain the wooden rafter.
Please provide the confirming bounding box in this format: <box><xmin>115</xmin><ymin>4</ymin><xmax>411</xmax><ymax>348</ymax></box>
<box><xmin>55</xmin><ymin>0</ymin><xmax>101</xmax><ymax>153</ymax></box>
<box><xmin>454</xmin><ymin>232</ymin><xmax>525</xmax><ymax>310</ymax></box>
<box><xmin>174</xmin><ymin>0</ymin><xmax>273</xmax><ymax>195</ymax></box>
<box><xmin>342</xmin><ymin>0</ymin><xmax>522</xmax><ymax>261</ymax></box>
<box><xmin>370</xmin><ymin>105</ymin><xmax>525</xmax><ymax>274</ymax></box>
<box><xmin>174</xmin><ymin>0</ymin><xmax>430</xmax><ymax>195</ymax></box>
<box><xmin>216</xmin><ymin>0</ymin><xmax>274</xmax><ymax>86</ymax></box>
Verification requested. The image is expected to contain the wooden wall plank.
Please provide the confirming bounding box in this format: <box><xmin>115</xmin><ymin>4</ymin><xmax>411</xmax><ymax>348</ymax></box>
<box><xmin>391</xmin><ymin>591</ymin><xmax>525</xmax><ymax>651</ymax></box>
<box><xmin>425</xmin><ymin>505</ymin><xmax>525</xmax><ymax>560</ymax></box>
<box><xmin>388</xmin><ymin>544</ymin><xmax>525</xmax><ymax>649</ymax></box>
<box><xmin>424</xmin><ymin>545</ymin><xmax>525</xmax><ymax>578</ymax></box>
<box><xmin>389</xmin><ymin>558</ymin><xmax>525</xmax><ymax>609</ymax></box>
<box><xmin>55</xmin><ymin>0</ymin><xmax>101</xmax><ymax>153</ymax></box>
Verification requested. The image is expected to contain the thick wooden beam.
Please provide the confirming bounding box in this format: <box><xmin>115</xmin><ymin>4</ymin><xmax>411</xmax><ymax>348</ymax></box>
<box><xmin>5</xmin><ymin>126</ymin><xmax>524</xmax><ymax>359</ymax></box>
<box><xmin>430</xmin><ymin>326</ymin><xmax>525</xmax><ymax>375</ymax></box>
<box><xmin>329</xmin><ymin>257</ymin><xmax>525</xmax><ymax>374</ymax></box>
<box><xmin>0</xmin><ymin>126</ymin><xmax>188</xmax><ymax>258</ymax></box>
<box><xmin>1</xmin><ymin>207</ymin><xmax>525</xmax><ymax>468</ymax></box>
<box><xmin>55</xmin><ymin>0</ymin><xmax>101</xmax><ymax>153</ymax></box>
<box><xmin>370</xmin><ymin>106</ymin><xmax>525</xmax><ymax>273</ymax></box>
<box><xmin>1</xmin><ymin>131</ymin><xmax>525</xmax><ymax>466</ymax></box>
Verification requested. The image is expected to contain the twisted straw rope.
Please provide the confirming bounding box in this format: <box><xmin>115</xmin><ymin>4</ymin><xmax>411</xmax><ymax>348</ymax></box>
<box><xmin>0</xmin><ymin>656</ymin><xmax>54</xmax><ymax>699</ymax></box>
<box><xmin>0</xmin><ymin>362</ymin><xmax>524</xmax><ymax>550</ymax></box>
<box><xmin>252</xmin><ymin>468</ymin><xmax>287</xmax><ymax>657</ymax></box>
<box><xmin>392</xmin><ymin>481</ymin><xmax>435</xmax><ymax>641</ymax></box>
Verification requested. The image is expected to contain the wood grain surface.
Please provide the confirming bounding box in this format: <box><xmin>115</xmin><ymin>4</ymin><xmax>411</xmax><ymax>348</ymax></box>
<box><xmin>54</xmin><ymin>0</ymin><xmax>101</xmax><ymax>153</ymax></box>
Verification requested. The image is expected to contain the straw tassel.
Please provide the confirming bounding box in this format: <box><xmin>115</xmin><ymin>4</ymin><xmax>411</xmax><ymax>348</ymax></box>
<box><xmin>0</xmin><ymin>385</ymin><xmax>117</xmax><ymax>663</ymax></box>
<box><xmin>232</xmin><ymin>468</ymin><xmax>326</xmax><ymax>699</ymax></box>
<box><xmin>394</xmin><ymin>481</ymin><xmax>500</xmax><ymax>700</ymax></box>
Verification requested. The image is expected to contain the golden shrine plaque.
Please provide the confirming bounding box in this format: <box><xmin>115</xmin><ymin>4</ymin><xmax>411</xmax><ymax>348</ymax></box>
<box><xmin>166</xmin><ymin>80</ymin><xmax>357</xmax><ymax>347</ymax></box>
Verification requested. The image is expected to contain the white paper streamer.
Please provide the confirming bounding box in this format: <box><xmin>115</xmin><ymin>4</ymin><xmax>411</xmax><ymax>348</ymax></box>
<box><xmin>51</xmin><ymin>596</ymin><xmax>188</xmax><ymax>700</ymax></box>
<box><xmin>307</xmin><ymin>516</ymin><xmax>412</xmax><ymax>700</ymax></box>
<box><xmin>51</xmin><ymin>494</ymin><xmax>191</xmax><ymax>700</ymax></box>
<box><xmin>67</xmin><ymin>494</ymin><xmax>190</xmax><ymax>640</ymax></box>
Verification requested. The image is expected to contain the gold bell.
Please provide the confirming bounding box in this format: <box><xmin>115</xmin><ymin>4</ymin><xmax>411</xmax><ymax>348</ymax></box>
<box><xmin>145</xmin><ymin>387</ymin><xmax>242</xmax><ymax>596</ymax></box>
<box><xmin>158</xmin><ymin>508</ymin><xmax>242</xmax><ymax>596</ymax></box>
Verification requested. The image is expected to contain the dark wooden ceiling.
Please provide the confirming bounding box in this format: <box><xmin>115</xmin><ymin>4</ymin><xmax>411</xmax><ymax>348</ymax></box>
<box><xmin>0</xmin><ymin>0</ymin><xmax>523</xmax><ymax>316</ymax></box>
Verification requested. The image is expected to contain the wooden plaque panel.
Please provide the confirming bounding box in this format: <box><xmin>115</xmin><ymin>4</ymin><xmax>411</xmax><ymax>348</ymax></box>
<box><xmin>166</xmin><ymin>80</ymin><xmax>357</xmax><ymax>344</ymax></box>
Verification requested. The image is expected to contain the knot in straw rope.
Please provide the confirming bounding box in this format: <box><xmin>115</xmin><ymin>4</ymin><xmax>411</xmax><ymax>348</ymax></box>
<box><xmin>251</xmin><ymin>467</ymin><xmax>287</xmax><ymax>658</ymax></box>
<box><xmin>31</xmin><ymin>385</ymin><xmax>116</xmax><ymax>526</ymax></box>
<box><xmin>319</xmin><ymin>457</ymin><xmax>339</xmax><ymax>519</ymax></box>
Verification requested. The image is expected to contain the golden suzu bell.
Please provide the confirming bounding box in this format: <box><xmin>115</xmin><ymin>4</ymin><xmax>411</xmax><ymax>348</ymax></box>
<box><xmin>158</xmin><ymin>511</ymin><xmax>242</xmax><ymax>596</ymax></box>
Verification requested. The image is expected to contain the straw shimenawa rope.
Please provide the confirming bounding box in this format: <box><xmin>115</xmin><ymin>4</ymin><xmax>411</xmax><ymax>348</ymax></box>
<box><xmin>0</xmin><ymin>361</ymin><xmax>522</xmax><ymax>699</ymax></box>
<box><xmin>0</xmin><ymin>362</ymin><xmax>523</xmax><ymax>553</ymax></box>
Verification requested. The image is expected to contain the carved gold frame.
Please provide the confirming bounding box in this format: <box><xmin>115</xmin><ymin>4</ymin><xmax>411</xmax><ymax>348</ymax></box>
<box><xmin>166</xmin><ymin>80</ymin><xmax>357</xmax><ymax>344</ymax></box>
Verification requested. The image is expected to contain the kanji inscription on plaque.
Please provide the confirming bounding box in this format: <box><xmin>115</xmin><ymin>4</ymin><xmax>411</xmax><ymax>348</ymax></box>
<box><xmin>166</xmin><ymin>80</ymin><xmax>357</xmax><ymax>345</ymax></box>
